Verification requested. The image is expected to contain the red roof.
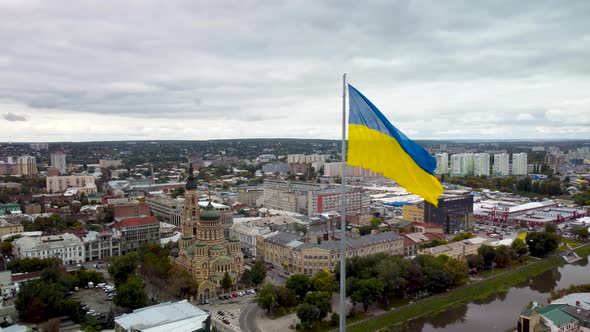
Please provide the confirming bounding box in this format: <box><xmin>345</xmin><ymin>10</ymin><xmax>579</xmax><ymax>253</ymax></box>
<box><xmin>115</xmin><ymin>216</ymin><xmax>159</xmax><ymax>228</ymax></box>
<box><xmin>424</xmin><ymin>232</ymin><xmax>446</xmax><ymax>241</ymax></box>
<box><xmin>414</xmin><ymin>222</ymin><xmax>442</xmax><ymax>229</ymax></box>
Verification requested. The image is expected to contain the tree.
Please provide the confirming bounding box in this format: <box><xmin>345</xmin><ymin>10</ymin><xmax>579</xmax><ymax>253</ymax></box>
<box><xmin>511</xmin><ymin>238</ymin><xmax>529</xmax><ymax>258</ymax></box>
<box><xmin>303</xmin><ymin>291</ymin><xmax>331</xmax><ymax>319</ymax></box>
<box><xmin>221</xmin><ymin>272</ymin><xmax>232</xmax><ymax>292</ymax></box>
<box><xmin>108</xmin><ymin>252</ymin><xmax>139</xmax><ymax>286</ymax></box>
<box><xmin>451</xmin><ymin>233</ymin><xmax>475</xmax><ymax>242</ymax></box>
<box><xmin>296</xmin><ymin>303</ymin><xmax>320</xmax><ymax>329</ymax></box>
<box><xmin>350</xmin><ymin>278</ymin><xmax>384</xmax><ymax>312</ymax></box>
<box><xmin>256</xmin><ymin>284</ymin><xmax>278</xmax><ymax>315</ymax></box>
<box><xmin>544</xmin><ymin>223</ymin><xmax>557</xmax><ymax>234</ymax></box>
<box><xmin>286</xmin><ymin>274</ymin><xmax>312</xmax><ymax>302</ymax></box>
<box><xmin>443</xmin><ymin>258</ymin><xmax>469</xmax><ymax>286</ymax></box>
<box><xmin>113</xmin><ymin>276</ymin><xmax>147</xmax><ymax>309</ymax></box>
<box><xmin>250</xmin><ymin>259</ymin><xmax>266</xmax><ymax>285</ymax></box>
<box><xmin>574</xmin><ymin>226</ymin><xmax>589</xmax><ymax>241</ymax></box>
<box><xmin>312</xmin><ymin>270</ymin><xmax>336</xmax><ymax>294</ymax></box>
<box><xmin>526</xmin><ymin>232</ymin><xmax>559</xmax><ymax>257</ymax></box>
<box><xmin>466</xmin><ymin>254</ymin><xmax>484</xmax><ymax>271</ymax></box>
<box><xmin>477</xmin><ymin>245</ymin><xmax>497</xmax><ymax>269</ymax></box>
<box><xmin>494</xmin><ymin>245</ymin><xmax>513</xmax><ymax>268</ymax></box>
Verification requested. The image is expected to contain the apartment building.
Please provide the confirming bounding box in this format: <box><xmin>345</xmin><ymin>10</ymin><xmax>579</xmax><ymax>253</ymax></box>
<box><xmin>46</xmin><ymin>175</ymin><xmax>97</xmax><ymax>194</ymax></box>
<box><xmin>493</xmin><ymin>153</ymin><xmax>510</xmax><ymax>176</ymax></box>
<box><xmin>15</xmin><ymin>156</ymin><xmax>37</xmax><ymax>175</ymax></box>
<box><xmin>435</xmin><ymin>153</ymin><xmax>449</xmax><ymax>175</ymax></box>
<box><xmin>450</xmin><ymin>153</ymin><xmax>475</xmax><ymax>177</ymax></box>
<box><xmin>12</xmin><ymin>233</ymin><xmax>85</xmax><ymax>264</ymax></box>
<box><xmin>50</xmin><ymin>151</ymin><xmax>67</xmax><ymax>174</ymax></box>
<box><xmin>402</xmin><ymin>204</ymin><xmax>424</xmax><ymax>222</ymax></box>
<box><xmin>474</xmin><ymin>153</ymin><xmax>490</xmax><ymax>176</ymax></box>
<box><xmin>512</xmin><ymin>153</ymin><xmax>528</xmax><ymax>175</ymax></box>
<box><xmin>99</xmin><ymin>159</ymin><xmax>123</xmax><ymax>168</ymax></box>
<box><xmin>307</xmin><ymin>188</ymin><xmax>370</xmax><ymax>215</ymax></box>
<box><xmin>323</xmin><ymin>163</ymin><xmax>383</xmax><ymax>178</ymax></box>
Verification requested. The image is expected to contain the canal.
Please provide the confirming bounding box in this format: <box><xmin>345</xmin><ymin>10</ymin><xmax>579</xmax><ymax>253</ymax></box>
<box><xmin>397</xmin><ymin>256</ymin><xmax>589</xmax><ymax>331</ymax></box>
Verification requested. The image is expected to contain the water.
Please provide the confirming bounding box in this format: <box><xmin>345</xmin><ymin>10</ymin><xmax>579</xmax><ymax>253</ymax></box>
<box><xmin>395</xmin><ymin>256</ymin><xmax>589</xmax><ymax>332</ymax></box>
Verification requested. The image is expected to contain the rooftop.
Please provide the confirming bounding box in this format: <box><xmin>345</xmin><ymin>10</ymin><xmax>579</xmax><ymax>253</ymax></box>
<box><xmin>115</xmin><ymin>216</ymin><xmax>159</xmax><ymax>228</ymax></box>
<box><xmin>115</xmin><ymin>300</ymin><xmax>209</xmax><ymax>332</ymax></box>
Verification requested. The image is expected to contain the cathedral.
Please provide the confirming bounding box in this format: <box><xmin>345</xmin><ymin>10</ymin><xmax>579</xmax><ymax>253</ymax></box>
<box><xmin>175</xmin><ymin>164</ymin><xmax>244</xmax><ymax>300</ymax></box>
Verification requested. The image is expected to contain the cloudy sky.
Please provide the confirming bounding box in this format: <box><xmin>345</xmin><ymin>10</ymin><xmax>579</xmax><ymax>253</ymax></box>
<box><xmin>0</xmin><ymin>0</ymin><xmax>589</xmax><ymax>142</ymax></box>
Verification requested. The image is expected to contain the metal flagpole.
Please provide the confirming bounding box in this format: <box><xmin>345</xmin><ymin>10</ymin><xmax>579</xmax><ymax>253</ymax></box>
<box><xmin>339</xmin><ymin>73</ymin><xmax>347</xmax><ymax>331</ymax></box>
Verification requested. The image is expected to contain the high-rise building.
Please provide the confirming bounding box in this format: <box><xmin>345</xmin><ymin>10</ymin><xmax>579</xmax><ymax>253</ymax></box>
<box><xmin>15</xmin><ymin>156</ymin><xmax>37</xmax><ymax>175</ymax></box>
<box><xmin>474</xmin><ymin>153</ymin><xmax>490</xmax><ymax>176</ymax></box>
<box><xmin>493</xmin><ymin>153</ymin><xmax>510</xmax><ymax>176</ymax></box>
<box><xmin>424</xmin><ymin>195</ymin><xmax>474</xmax><ymax>234</ymax></box>
<box><xmin>450</xmin><ymin>153</ymin><xmax>474</xmax><ymax>177</ymax></box>
<box><xmin>435</xmin><ymin>153</ymin><xmax>449</xmax><ymax>175</ymax></box>
<box><xmin>512</xmin><ymin>153</ymin><xmax>528</xmax><ymax>175</ymax></box>
<box><xmin>50</xmin><ymin>151</ymin><xmax>67</xmax><ymax>174</ymax></box>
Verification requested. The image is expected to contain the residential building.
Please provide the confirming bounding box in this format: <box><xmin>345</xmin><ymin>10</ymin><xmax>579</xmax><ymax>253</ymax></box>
<box><xmin>494</xmin><ymin>153</ymin><xmax>510</xmax><ymax>176</ymax></box>
<box><xmin>12</xmin><ymin>233</ymin><xmax>85</xmax><ymax>264</ymax></box>
<box><xmin>402</xmin><ymin>232</ymin><xmax>446</xmax><ymax>257</ymax></box>
<box><xmin>112</xmin><ymin>216</ymin><xmax>160</xmax><ymax>255</ymax></box>
<box><xmin>175</xmin><ymin>165</ymin><xmax>244</xmax><ymax>301</ymax></box>
<box><xmin>512</xmin><ymin>153</ymin><xmax>528</xmax><ymax>175</ymax></box>
<box><xmin>0</xmin><ymin>218</ymin><xmax>24</xmax><ymax>236</ymax></box>
<box><xmin>261</xmin><ymin>163</ymin><xmax>289</xmax><ymax>174</ymax></box>
<box><xmin>230</xmin><ymin>215</ymin><xmax>301</xmax><ymax>257</ymax></box>
<box><xmin>323</xmin><ymin>163</ymin><xmax>383</xmax><ymax>178</ymax></box>
<box><xmin>29</xmin><ymin>143</ymin><xmax>48</xmax><ymax>151</ymax></box>
<box><xmin>287</xmin><ymin>154</ymin><xmax>328</xmax><ymax>176</ymax></box>
<box><xmin>474</xmin><ymin>153</ymin><xmax>490</xmax><ymax>176</ymax></box>
<box><xmin>402</xmin><ymin>204</ymin><xmax>424</xmax><ymax>222</ymax></box>
<box><xmin>424</xmin><ymin>194</ymin><xmax>474</xmax><ymax>234</ymax></box>
<box><xmin>46</xmin><ymin>175</ymin><xmax>97</xmax><ymax>194</ymax></box>
<box><xmin>237</xmin><ymin>189</ymin><xmax>262</xmax><ymax>207</ymax></box>
<box><xmin>307</xmin><ymin>188</ymin><xmax>370</xmax><ymax>215</ymax></box>
<box><xmin>114</xmin><ymin>300</ymin><xmax>210</xmax><ymax>332</ymax></box>
<box><xmin>518</xmin><ymin>302</ymin><xmax>589</xmax><ymax>332</ymax></box>
<box><xmin>435</xmin><ymin>153</ymin><xmax>449</xmax><ymax>175</ymax></box>
<box><xmin>15</xmin><ymin>156</ymin><xmax>37</xmax><ymax>175</ymax></box>
<box><xmin>450</xmin><ymin>153</ymin><xmax>474</xmax><ymax>177</ymax></box>
<box><xmin>258</xmin><ymin>231</ymin><xmax>403</xmax><ymax>276</ymax></box>
<box><xmin>99</xmin><ymin>159</ymin><xmax>123</xmax><ymax>168</ymax></box>
<box><xmin>50</xmin><ymin>151</ymin><xmax>67</xmax><ymax>174</ymax></box>
<box><xmin>418</xmin><ymin>237</ymin><xmax>490</xmax><ymax>259</ymax></box>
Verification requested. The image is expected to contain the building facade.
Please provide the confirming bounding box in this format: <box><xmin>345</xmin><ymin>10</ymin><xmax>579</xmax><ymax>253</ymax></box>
<box><xmin>435</xmin><ymin>153</ymin><xmax>449</xmax><ymax>175</ymax></box>
<box><xmin>0</xmin><ymin>218</ymin><xmax>24</xmax><ymax>236</ymax></box>
<box><xmin>474</xmin><ymin>153</ymin><xmax>490</xmax><ymax>176</ymax></box>
<box><xmin>112</xmin><ymin>216</ymin><xmax>160</xmax><ymax>255</ymax></box>
<box><xmin>46</xmin><ymin>175</ymin><xmax>97</xmax><ymax>194</ymax></box>
<box><xmin>512</xmin><ymin>153</ymin><xmax>528</xmax><ymax>176</ymax></box>
<box><xmin>50</xmin><ymin>151</ymin><xmax>67</xmax><ymax>174</ymax></box>
<box><xmin>307</xmin><ymin>189</ymin><xmax>370</xmax><ymax>215</ymax></box>
<box><xmin>450</xmin><ymin>153</ymin><xmax>474</xmax><ymax>177</ymax></box>
<box><xmin>175</xmin><ymin>165</ymin><xmax>244</xmax><ymax>301</ymax></box>
<box><xmin>16</xmin><ymin>156</ymin><xmax>37</xmax><ymax>175</ymax></box>
<box><xmin>494</xmin><ymin>153</ymin><xmax>510</xmax><ymax>176</ymax></box>
<box><xmin>12</xmin><ymin>233</ymin><xmax>85</xmax><ymax>264</ymax></box>
<box><xmin>424</xmin><ymin>195</ymin><xmax>474</xmax><ymax>234</ymax></box>
<box><xmin>402</xmin><ymin>204</ymin><xmax>425</xmax><ymax>222</ymax></box>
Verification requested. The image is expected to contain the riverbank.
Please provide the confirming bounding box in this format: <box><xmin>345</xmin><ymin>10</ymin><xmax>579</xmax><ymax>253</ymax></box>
<box><xmin>345</xmin><ymin>243</ymin><xmax>590</xmax><ymax>332</ymax></box>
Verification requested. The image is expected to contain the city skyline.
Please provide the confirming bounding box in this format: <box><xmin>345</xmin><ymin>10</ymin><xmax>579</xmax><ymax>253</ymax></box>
<box><xmin>1</xmin><ymin>1</ymin><xmax>589</xmax><ymax>142</ymax></box>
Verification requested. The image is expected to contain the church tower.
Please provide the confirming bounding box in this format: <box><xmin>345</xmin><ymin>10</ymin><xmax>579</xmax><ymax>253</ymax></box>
<box><xmin>181</xmin><ymin>163</ymin><xmax>200</xmax><ymax>239</ymax></box>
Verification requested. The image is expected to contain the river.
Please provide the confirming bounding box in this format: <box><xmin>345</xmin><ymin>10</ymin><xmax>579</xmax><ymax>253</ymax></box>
<box><xmin>396</xmin><ymin>255</ymin><xmax>590</xmax><ymax>332</ymax></box>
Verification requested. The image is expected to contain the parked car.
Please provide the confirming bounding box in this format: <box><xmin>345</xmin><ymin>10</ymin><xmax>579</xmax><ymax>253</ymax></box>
<box><xmin>218</xmin><ymin>296</ymin><xmax>224</xmax><ymax>300</ymax></box>
<box><xmin>222</xmin><ymin>318</ymin><xmax>230</xmax><ymax>325</ymax></box>
<box><xmin>217</xmin><ymin>310</ymin><xmax>225</xmax><ymax>316</ymax></box>
<box><xmin>232</xmin><ymin>293</ymin><xmax>238</xmax><ymax>298</ymax></box>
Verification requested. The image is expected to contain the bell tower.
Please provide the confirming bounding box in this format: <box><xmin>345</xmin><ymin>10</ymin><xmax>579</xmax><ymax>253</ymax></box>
<box><xmin>181</xmin><ymin>163</ymin><xmax>201</xmax><ymax>238</ymax></box>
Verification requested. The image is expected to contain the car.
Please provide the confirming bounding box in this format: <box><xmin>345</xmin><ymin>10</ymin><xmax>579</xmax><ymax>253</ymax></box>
<box><xmin>218</xmin><ymin>296</ymin><xmax>224</xmax><ymax>300</ymax></box>
<box><xmin>224</xmin><ymin>295</ymin><xmax>230</xmax><ymax>300</ymax></box>
<box><xmin>222</xmin><ymin>318</ymin><xmax>230</xmax><ymax>325</ymax></box>
<box><xmin>217</xmin><ymin>310</ymin><xmax>225</xmax><ymax>316</ymax></box>
<box><xmin>238</xmin><ymin>292</ymin><xmax>244</xmax><ymax>296</ymax></box>
<box><xmin>232</xmin><ymin>293</ymin><xmax>238</xmax><ymax>298</ymax></box>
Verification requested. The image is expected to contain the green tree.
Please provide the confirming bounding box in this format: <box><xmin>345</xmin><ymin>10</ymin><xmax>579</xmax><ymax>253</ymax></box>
<box><xmin>369</xmin><ymin>217</ymin><xmax>381</xmax><ymax>227</ymax></box>
<box><xmin>113</xmin><ymin>276</ymin><xmax>147</xmax><ymax>309</ymax></box>
<box><xmin>250</xmin><ymin>259</ymin><xmax>266</xmax><ymax>285</ymax></box>
<box><xmin>494</xmin><ymin>245</ymin><xmax>513</xmax><ymax>268</ymax></box>
<box><xmin>477</xmin><ymin>245</ymin><xmax>497</xmax><ymax>269</ymax></box>
<box><xmin>312</xmin><ymin>270</ymin><xmax>336</xmax><ymax>294</ymax></box>
<box><xmin>286</xmin><ymin>274</ymin><xmax>312</xmax><ymax>302</ymax></box>
<box><xmin>256</xmin><ymin>284</ymin><xmax>278</xmax><ymax>315</ymax></box>
<box><xmin>296</xmin><ymin>303</ymin><xmax>320</xmax><ymax>329</ymax></box>
<box><xmin>574</xmin><ymin>226</ymin><xmax>589</xmax><ymax>240</ymax></box>
<box><xmin>303</xmin><ymin>291</ymin><xmax>331</xmax><ymax>319</ymax></box>
<box><xmin>466</xmin><ymin>254</ymin><xmax>484</xmax><ymax>271</ymax></box>
<box><xmin>511</xmin><ymin>238</ymin><xmax>529</xmax><ymax>258</ymax></box>
<box><xmin>443</xmin><ymin>258</ymin><xmax>469</xmax><ymax>286</ymax></box>
<box><xmin>544</xmin><ymin>223</ymin><xmax>557</xmax><ymax>233</ymax></box>
<box><xmin>526</xmin><ymin>232</ymin><xmax>559</xmax><ymax>257</ymax></box>
<box><xmin>350</xmin><ymin>278</ymin><xmax>384</xmax><ymax>312</ymax></box>
<box><xmin>451</xmin><ymin>232</ymin><xmax>475</xmax><ymax>242</ymax></box>
<box><xmin>108</xmin><ymin>252</ymin><xmax>139</xmax><ymax>286</ymax></box>
<box><xmin>221</xmin><ymin>272</ymin><xmax>232</xmax><ymax>292</ymax></box>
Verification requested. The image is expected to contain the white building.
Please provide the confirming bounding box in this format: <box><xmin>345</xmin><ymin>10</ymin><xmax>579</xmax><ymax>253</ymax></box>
<box><xmin>50</xmin><ymin>151</ymin><xmax>67</xmax><ymax>174</ymax></box>
<box><xmin>450</xmin><ymin>153</ymin><xmax>474</xmax><ymax>177</ymax></box>
<box><xmin>323</xmin><ymin>162</ymin><xmax>382</xmax><ymax>178</ymax></box>
<box><xmin>12</xmin><ymin>233</ymin><xmax>85</xmax><ymax>264</ymax></box>
<box><xmin>512</xmin><ymin>153</ymin><xmax>528</xmax><ymax>175</ymax></box>
<box><xmin>46</xmin><ymin>175</ymin><xmax>97</xmax><ymax>194</ymax></box>
<box><xmin>435</xmin><ymin>153</ymin><xmax>449</xmax><ymax>175</ymax></box>
<box><xmin>115</xmin><ymin>300</ymin><xmax>209</xmax><ymax>332</ymax></box>
<box><xmin>307</xmin><ymin>188</ymin><xmax>370</xmax><ymax>215</ymax></box>
<box><xmin>474</xmin><ymin>153</ymin><xmax>490</xmax><ymax>176</ymax></box>
<box><xmin>493</xmin><ymin>153</ymin><xmax>510</xmax><ymax>176</ymax></box>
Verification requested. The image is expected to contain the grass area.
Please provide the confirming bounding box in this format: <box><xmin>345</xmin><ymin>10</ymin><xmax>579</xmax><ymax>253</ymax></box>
<box><xmin>574</xmin><ymin>243</ymin><xmax>590</xmax><ymax>257</ymax></box>
<box><xmin>348</xmin><ymin>256</ymin><xmax>565</xmax><ymax>332</ymax></box>
<box><xmin>313</xmin><ymin>312</ymin><xmax>369</xmax><ymax>332</ymax></box>
<box><xmin>561</xmin><ymin>238</ymin><xmax>584</xmax><ymax>247</ymax></box>
<box><xmin>478</xmin><ymin>258</ymin><xmax>531</xmax><ymax>279</ymax></box>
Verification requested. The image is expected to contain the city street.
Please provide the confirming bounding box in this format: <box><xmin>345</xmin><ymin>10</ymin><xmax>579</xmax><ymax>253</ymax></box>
<box><xmin>195</xmin><ymin>291</ymin><xmax>257</xmax><ymax>332</ymax></box>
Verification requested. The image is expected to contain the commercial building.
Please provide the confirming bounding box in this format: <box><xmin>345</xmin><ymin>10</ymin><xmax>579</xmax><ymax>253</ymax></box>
<box><xmin>113</xmin><ymin>202</ymin><xmax>151</xmax><ymax>220</ymax></box>
<box><xmin>435</xmin><ymin>153</ymin><xmax>449</xmax><ymax>175</ymax></box>
<box><xmin>474</xmin><ymin>153</ymin><xmax>490</xmax><ymax>176</ymax></box>
<box><xmin>512</xmin><ymin>153</ymin><xmax>528</xmax><ymax>176</ymax></box>
<box><xmin>402</xmin><ymin>204</ymin><xmax>424</xmax><ymax>222</ymax></box>
<box><xmin>518</xmin><ymin>301</ymin><xmax>590</xmax><ymax>332</ymax></box>
<box><xmin>474</xmin><ymin>200</ymin><xmax>586</xmax><ymax>226</ymax></box>
<box><xmin>82</xmin><ymin>230</ymin><xmax>121</xmax><ymax>261</ymax></box>
<box><xmin>230</xmin><ymin>215</ymin><xmax>302</xmax><ymax>257</ymax></box>
<box><xmin>112</xmin><ymin>216</ymin><xmax>160</xmax><ymax>255</ymax></box>
<box><xmin>424</xmin><ymin>194</ymin><xmax>474</xmax><ymax>234</ymax></box>
<box><xmin>450</xmin><ymin>153</ymin><xmax>474</xmax><ymax>177</ymax></box>
<box><xmin>50</xmin><ymin>151</ymin><xmax>67</xmax><ymax>174</ymax></box>
<box><xmin>258</xmin><ymin>231</ymin><xmax>404</xmax><ymax>276</ymax></box>
<box><xmin>46</xmin><ymin>175</ymin><xmax>97</xmax><ymax>194</ymax></box>
<box><xmin>114</xmin><ymin>300</ymin><xmax>210</xmax><ymax>332</ymax></box>
<box><xmin>494</xmin><ymin>153</ymin><xmax>510</xmax><ymax>176</ymax></box>
<box><xmin>12</xmin><ymin>233</ymin><xmax>85</xmax><ymax>264</ymax></box>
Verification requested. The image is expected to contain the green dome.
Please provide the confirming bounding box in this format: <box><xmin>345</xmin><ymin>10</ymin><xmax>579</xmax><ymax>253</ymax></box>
<box><xmin>196</xmin><ymin>241</ymin><xmax>207</xmax><ymax>247</ymax></box>
<box><xmin>200</xmin><ymin>201</ymin><xmax>220</xmax><ymax>221</ymax></box>
<box><xmin>181</xmin><ymin>235</ymin><xmax>193</xmax><ymax>241</ymax></box>
<box><xmin>211</xmin><ymin>245</ymin><xmax>224</xmax><ymax>251</ymax></box>
<box><xmin>213</xmin><ymin>256</ymin><xmax>233</xmax><ymax>265</ymax></box>
<box><xmin>229</xmin><ymin>237</ymin><xmax>240</xmax><ymax>243</ymax></box>
<box><xmin>185</xmin><ymin>245</ymin><xmax>196</xmax><ymax>256</ymax></box>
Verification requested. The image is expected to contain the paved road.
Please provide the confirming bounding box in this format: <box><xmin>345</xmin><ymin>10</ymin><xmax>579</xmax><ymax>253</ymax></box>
<box><xmin>240</xmin><ymin>303</ymin><xmax>260</xmax><ymax>332</ymax></box>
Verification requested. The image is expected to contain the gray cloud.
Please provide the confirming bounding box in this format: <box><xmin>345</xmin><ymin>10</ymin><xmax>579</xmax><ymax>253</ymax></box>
<box><xmin>0</xmin><ymin>0</ymin><xmax>589</xmax><ymax>141</ymax></box>
<box><xmin>2</xmin><ymin>112</ymin><xmax>26</xmax><ymax>122</ymax></box>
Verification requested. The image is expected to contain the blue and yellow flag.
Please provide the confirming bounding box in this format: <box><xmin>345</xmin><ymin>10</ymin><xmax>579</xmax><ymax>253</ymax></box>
<box><xmin>347</xmin><ymin>84</ymin><xmax>443</xmax><ymax>206</ymax></box>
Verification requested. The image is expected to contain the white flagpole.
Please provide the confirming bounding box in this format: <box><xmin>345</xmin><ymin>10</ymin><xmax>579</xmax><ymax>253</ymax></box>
<box><xmin>339</xmin><ymin>73</ymin><xmax>347</xmax><ymax>331</ymax></box>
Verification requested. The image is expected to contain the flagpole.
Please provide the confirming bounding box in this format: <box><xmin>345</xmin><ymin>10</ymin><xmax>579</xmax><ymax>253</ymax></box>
<box><xmin>339</xmin><ymin>73</ymin><xmax>347</xmax><ymax>332</ymax></box>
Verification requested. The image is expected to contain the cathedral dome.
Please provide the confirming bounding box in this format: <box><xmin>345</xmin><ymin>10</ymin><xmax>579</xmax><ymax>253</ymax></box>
<box><xmin>186</xmin><ymin>244</ymin><xmax>196</xmax><ymax>256</ymax></box>
<box><xmin>210</xmin><ymin>244</ymin><xmax>224</xmax><ymax>251</ymax></box>
<box><xmin>200</xmin><ymin>201</ymin><xmax>220</xmax><ymax>221</ymax></box>
<box><xmin>196</xmin><ymin>241</ymin><xmax>208</xmax><ymax>247</ymax></box>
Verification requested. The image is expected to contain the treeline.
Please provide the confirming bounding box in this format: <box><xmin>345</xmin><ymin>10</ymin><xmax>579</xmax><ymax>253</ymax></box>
<box><xmin>550</xmin><ymin>283</ymin><xmax>590</xmax><ymax>301</ymax></box>
<box><xmin>7</xmin><ymin>257</ymin><xmax>62</xmax><ymax>273</ymax></box>
<box><xmin>516</xmin><ymin>177</ymin><xmax>562</xmax><ymax>196</ymax></box>
<box><xmin>24</xmin><ymin>214</ymin><xmax>83</xmax><ymax>233</ymax></box>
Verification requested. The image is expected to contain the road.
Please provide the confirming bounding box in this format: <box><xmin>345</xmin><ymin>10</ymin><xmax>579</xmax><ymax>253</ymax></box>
<box><xmin>239</xmin><ymin>303</ymin><xmax>260</xmax><ymax>332</ymax></box>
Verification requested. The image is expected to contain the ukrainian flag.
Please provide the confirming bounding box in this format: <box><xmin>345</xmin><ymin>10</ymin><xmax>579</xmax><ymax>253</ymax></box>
<box><xmin>347</xmin><ymin>84</ymin><xmax>443</xmax><ymax>206</ymax></box>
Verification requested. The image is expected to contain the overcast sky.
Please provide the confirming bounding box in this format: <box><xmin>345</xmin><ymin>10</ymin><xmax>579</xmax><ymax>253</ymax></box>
<box><xmin>0</xmin><ymin>0</ymin><xmax>589</xmax><ymax>142</ymax></box>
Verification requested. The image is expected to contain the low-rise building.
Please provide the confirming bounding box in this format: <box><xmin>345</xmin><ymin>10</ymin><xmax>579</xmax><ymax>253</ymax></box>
<box><xmin>12</xmin><ymin>233</ymin><xmax>85</xmax><ymax>264</ymax></box>
<box><xmin>518</xmin><ymin>301</ymin><xmax>589</xmax><ymax>332</ymax></box>
<box><xmin>402</xmin><ymin>232</ymin><xmax>446</xmax><ymax>257</ymax></box>
<box><xmin>0</xmin><ymin>204</ymin><xmax>21</xmax><ymax>216</ymax></box>
<box><xmin>82</xmin><ymin>230</ymin><xmax>121</xmax><ymax>261</ymax></box>
<box><xmin>402</xmin><ymin>204</ymin><xmax>424</xmax><ymax>222</ymax></box>
<box><xmin>418</xmin><ymin>237</ymin><xmax>490</xmax><ymax>260</ymax></box>
<box><xmin>230</xmin><ymin>215</ymin><xmax>301</xmax><ymax>257</ymax></box>
<box><xmin>112</xmin><ymin>216</ymin><xmax>160</xmax><ymax>255</ymax></box>
<box><xmin>114</xmin><ymin>300</ymin><xmax>210</xmax><ymax>332</ymax></box>
<box><xmin>0</xmin><ymin>218</ymin><xmax>24</xmax><ymax>237</ymax></box>
<box><xmin>46</xmin><ymin>175</ymin><xmax>97</xmax><ymax>194</ymax></box>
